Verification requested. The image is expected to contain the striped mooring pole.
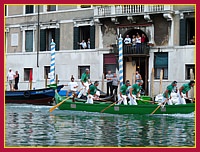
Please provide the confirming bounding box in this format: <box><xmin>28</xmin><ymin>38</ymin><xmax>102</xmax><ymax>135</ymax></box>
<box><xmin>118</xmin><ymin>34</ymin><xmax>123</xmax><ymax>87</ymax></box>
<box><xmin>50</xmin><ymin>39</ymin><xmax>56</xmax><ymax>84</ymax></box>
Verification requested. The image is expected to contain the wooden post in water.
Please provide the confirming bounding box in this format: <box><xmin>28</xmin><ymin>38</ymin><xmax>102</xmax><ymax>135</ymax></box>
<box><xmin>102</xmin><ymin>73</ymin><xmax>104</xmax><ymax>91</ymax></box>
<box><xmin>45</xmin><ymin>75</ymin><xmax>47</xmax><ymax>87</ymax></box>
<box><xmin>190</xmin><ymin>68</ymin><xmax>194</xmax><ymax>99</ymax></box>
<box><xmin>159</xmin><ymin>69</ymin><xmax>163</xmax><ymax>94</ymax></box>
<box><xmin>151</xmin><ymin>68</ymin><xmax>154</xmax><ymax>98</ymax></box>
<box><xmin>56</xmin><ymin>74</ymin><xmax>58</xmax><ymax>84</ymax></box>
<box><xmin>29</xmin><ymin>69</ymin><xmax>33</xmax><ymax>90</ymax></box>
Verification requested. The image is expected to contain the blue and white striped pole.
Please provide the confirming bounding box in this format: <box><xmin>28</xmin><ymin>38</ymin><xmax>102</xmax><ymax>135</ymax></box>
<box><xmin>50</xmin><ymin>39</ymin><xmax>56</xmax><ymax>84</ymax></box>
<box><xmin>118</xmin><ymin>34</ymin><xmax>123</xmax><ymax>87</ymax></box>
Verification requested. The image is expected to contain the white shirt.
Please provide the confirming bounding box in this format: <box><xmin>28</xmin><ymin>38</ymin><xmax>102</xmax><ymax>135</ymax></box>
<box><xmin>136</xmin><ymin>37</ymin><xmax>141</xmax><ymax>43</ymax></box>
<box><xmin>7</xmin><ymin>70</ymin><xmax>15</xmax><ymax>81</ymax></box>
<box><xmin>68</xmin><ymin>82</ymin><xmax>78</xmax><ymax>91</ymax></box>
<box><xmin>124</xmin><ymin>38</ymin><xmax>131</xmax><ymax>44</ymax></box>
<box><xmin>80</xmin><ymin>42</ymin><xmax>87</xmax><ymax>49</ymax></box>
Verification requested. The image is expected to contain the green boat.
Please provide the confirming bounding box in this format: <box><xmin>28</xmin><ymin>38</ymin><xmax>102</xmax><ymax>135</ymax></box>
<box><xmin>53</xmin><ymin>92</ymin><xmax>195</xmax><ymax>115</ymax></box>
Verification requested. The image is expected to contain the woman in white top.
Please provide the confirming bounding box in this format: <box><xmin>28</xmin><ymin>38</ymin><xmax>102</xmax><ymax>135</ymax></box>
<box><xmin>132</xmin><ymin>35</ymin><xmax>136</xmax><ymax>47</ymax></box>
<box><xmin>135</xmin><ymin>71</ymin><xmax>142</xmax><ymax>83</ymax></box>
<box><xmin>136</xmin><ymin>34</ymin><xmax>141</xmax><ymax>53</ymax></box>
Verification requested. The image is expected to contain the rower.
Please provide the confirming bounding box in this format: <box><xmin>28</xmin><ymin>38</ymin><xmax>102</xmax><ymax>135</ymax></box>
<box><xmin>86</xmin><ymin>81</ymin><xmax>100</xmax><ymax>104</ymax></box>
<box><xmin>128</xmin><ymin>80</ymin><xmax>143</xmax><ymax>105</ymax></box>
<box><xmin>117</xmin><ymin>80</ymin><xmax>131</xmax><ymax>105</ymax></box>
<box><xmin>176</xmin><ymin>80</ymin><xmax>195</xmax><ymax>105</ymax></box>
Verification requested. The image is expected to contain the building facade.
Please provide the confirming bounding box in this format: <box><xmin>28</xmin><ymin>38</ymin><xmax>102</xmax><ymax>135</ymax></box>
<box><xmin>5</xmin><ymin>5</ymin><xmax>195</xmax><ymax>98</ymax></box>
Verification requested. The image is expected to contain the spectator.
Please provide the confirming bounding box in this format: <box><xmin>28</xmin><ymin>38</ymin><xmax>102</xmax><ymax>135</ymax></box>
<box><xmin>87</xmin><ymin>38</ymin><xmax>91</xmax><ymax>49</ymax></box>
<box><xmin>111</xmin><ymin>73</ymin><xmax>120</xmax><ymax>96</ymax></box>
<box><xmin>135</xmin><ymin>71</ymin><xmax>142</xmax><ymax>83</ymax></box>
<box><xmin>189</xmin><ymin>36</ymin><xmax>195</xmax><ymax>45</ymax></box>
<box><xmin>136</xmin><ymin>33</ymin><xmax>141</xmax><ymax>53</ymax></box>
<box><xmin>7</xmin><ymin>68</ymin><xmax>15</xmax><ymax>91</ymax></box>
<box><xmin>124</xmin><ymin>35</ymin><xmax>131</xmax><ymax>45</ymax></box>
<box><xmin>106</xmin><ymin>70</ymin><xmax>113</xmax><ymax>96</ymax></box>
<box><xmin>14</xmin><ymin>71</ymin><xmax>19</xmax><ymax>90</ymax></box>
<box><xmin>132</xmin><ymin>35</ymin><xmax>136</xmax><ymax>47</ymax></box>
<box><xmin>141</xmin><ymin>33</ymin><xmax>146</xmax><ymax>44</ymax></box>
<box><xmin>78</xmin><ymin>40</ymin><xmax>87</xmax><ymax>49</ymax></box>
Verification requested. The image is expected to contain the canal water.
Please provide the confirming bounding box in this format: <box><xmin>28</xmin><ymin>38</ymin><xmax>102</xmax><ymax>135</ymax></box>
<box><xmin>5</xmin><ymin>103</ymin><xmax>195</xmax><ymax>147</ymax></box>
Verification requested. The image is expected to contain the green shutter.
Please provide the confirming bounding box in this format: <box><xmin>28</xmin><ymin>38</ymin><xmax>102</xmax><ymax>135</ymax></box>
<box><xmin>180</xmin><ymin>19</ymin><xmax>186</xmax><ymax>46</ymax></box>
<box><xmin>55</xmin><ymin>28</ymin><xmax>60</xmax><ymax>51</ymax></box>
<box><xmin>154</xmin><ymin>53</ymin><xmax>168</xmax><ymax>68</ymax></box>
<box><xmin>90</xmin><ymin>25</ymin><xmax>95</xmax><ymax>49</ymax></box>
<box><xmin>40</xmin><ymin>29</ymin><xmax>46</xmax><ymax>51</ymax></box>
<box><xmin>73</xmin><ymin>27</ymin><xmax>80</xmax><ymax>50</ymax></box>
<box><xmin>25</xmin><ymin>30</ymin><xmax>33</xmax><ymax>52</ymax></box>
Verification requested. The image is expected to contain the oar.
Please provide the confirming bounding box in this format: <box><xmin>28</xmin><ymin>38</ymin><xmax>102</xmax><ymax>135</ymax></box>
<box><xmin>100</xmin><ymin>99</ymin><xmax>123</xmax><ymax>113</ymax></box>
<box><xmin>150</xmin><ymin>99</ymin><xmax>168</xmax><ymax>115</ymax></box>
<box><xmin>49</xmin><ymin>96</ymin><xmax>70</xmax><ymax>113</ymax></box>
<box><xmin>137</xmin><ymin>98</ymin><xmax>156</xmax><ymax>104</ymax></box>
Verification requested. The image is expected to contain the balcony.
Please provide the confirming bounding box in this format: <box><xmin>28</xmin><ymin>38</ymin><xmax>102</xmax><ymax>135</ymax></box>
<box><xmin>94</xmin><ymin>5</ymin><xmax>173</xmax><ymax>18</ymax></box>
<box><xmin>110</xmin><ymin>44</ymin><xmax>150</xmax><ymax>56</ymax></box>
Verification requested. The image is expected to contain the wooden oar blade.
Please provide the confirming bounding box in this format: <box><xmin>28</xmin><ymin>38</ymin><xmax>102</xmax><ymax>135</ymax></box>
<box><xmin>100</xmin><ymin>99</ymin><xmax>122</xmax><ymax>113</ymax></box>
<box><xmin>49</xmin><ymin>97</ymin><xmax>70</xmax><ymax>112</ymax></box>
<box><xmin>150</xmin><ymin>99</ymin><xmax>168</xmax><ymax>115</ymax></box>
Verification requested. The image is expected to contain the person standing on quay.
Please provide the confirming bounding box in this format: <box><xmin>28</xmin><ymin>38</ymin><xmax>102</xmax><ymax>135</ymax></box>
<box><xmin>106</xmin><ymin>70</ymin><xmax>113</xmax><ymax>96</ymax></box>
<box><xmin>7</xmin><ymin>68</ymin><xmax>15</xmax><ymax>91</ymax></box>
<box><xmin>111</xmin><ymin>73</ymin><xmax>120</xmax><ymax>96</ymax></box>
<box><xmin>14</xmin><ymin>71</ymin><xmax>19</xmax><ymax>90</ymax></box>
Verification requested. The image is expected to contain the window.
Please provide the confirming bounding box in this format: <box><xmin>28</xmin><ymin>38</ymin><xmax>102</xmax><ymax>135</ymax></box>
<box><xmin>24</xmin><ymin>68</ymin><xmax>33</xmax><ymax>81</ymax></box>
<box><xmin>185</xmin><ymin>64</ymin><xmax>195</xmax><ymax>80</ymax></box>
<box><xmin>25</xmin><ymin>30</ymin><xmax>33</xmax><ymax>52</ymax></box>
<box><xmin>40</xmin><ymin>28</ymin><xmax>60</xmax><ymax>51</ymax></box>
<box><xmin>103</xmin><ymin>54</ymin><xmax>117</xmax><ymax>78</ymax></box>
<box><xmin>44</xmin><ymin>66</ymin><xmax>50</xmax><ymax>79</ymax></box>
<box><xmin>78</xmin><ymin>66</ymin><xmax>90</xmax><ymax>79</ymax></box>
<box><xmin>80</xmin><ymin>5</ymin><xmax>91</xmax><ymax>8</ymax></box>
<box><xmin>154</xmin><ymin>52</ymin><xmax>168</xmax><ymax>79</ymax></box>
<box><xmin>73</xmin><ymin>25</ymin><xmax>95</xmax><ymax>49</ymax></box>
<box><xmin>26</xmin><ymin>5</ymin><xmax>34</xmax><ymax>14</ymax></box>
<box><xmin>180</xmin><ymin>15</ymin><xmax>195</xmax><ymax>45</ymax></box>
<box><xmin>47</xmin><ymin>5</ymin><xmax>56</xmax><ymax>11</ymax></box>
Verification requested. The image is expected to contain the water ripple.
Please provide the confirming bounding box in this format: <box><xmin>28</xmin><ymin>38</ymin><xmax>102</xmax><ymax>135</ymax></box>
<box><xmin>5</xmin><ymin>104</ymin><xmax>195</xmax><ymax>147</ymax></box>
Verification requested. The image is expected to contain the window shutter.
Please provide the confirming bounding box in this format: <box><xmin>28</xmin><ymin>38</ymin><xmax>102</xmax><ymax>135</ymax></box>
<box><xmin>55</xmin><ymin>28</ymin><xmax>60</xmax><ymax>51</ymax></box>
<box><xmin>73</xmin><ymin>27</ymin><xmax>80</xmax><ymax>50</ymax></box>
<box><xmin>40</xmin><ymin>29</ymin><xmax>46</xmax><ymax>51</ymax></box>
<box><xmin>90</xmin><ymin>25</ymin><xmax>95</xmax><ymax>49</ymax></box>
<box><xmin>180</xmin><ymin>19</ymin><xmax>186</xmax><ymax>46</ymax></box>
<box><xmin>154</xmin><ymin>53</ymin><xmax>168</xmax><ymax>68</ymax></box>
<box><xmin>25</xmin><ymin>30</ymin><xmax>33</xmax><ymax>52</ymax></box>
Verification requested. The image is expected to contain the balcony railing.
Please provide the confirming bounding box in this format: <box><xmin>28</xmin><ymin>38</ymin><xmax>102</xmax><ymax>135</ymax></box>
<box><xmin>110</xmin><ymin>44</ymin><xmax>150</xmax><ymax>55</ymax></box>
<box><xmin>94</xmin><ymin>5</ymin><xmax>173</xmax><ymax>17</ymax></box>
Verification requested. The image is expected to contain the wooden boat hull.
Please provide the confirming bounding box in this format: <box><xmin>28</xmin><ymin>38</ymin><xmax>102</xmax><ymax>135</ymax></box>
<box><xmin>54</xmin><ymin>93</ymin><xmax>195</xmax><ymax>114</ymax></box>
<box><xmin>5</xmin><ymin>85</ymin><xmax>64</xmax><ymax>105</ymax></box>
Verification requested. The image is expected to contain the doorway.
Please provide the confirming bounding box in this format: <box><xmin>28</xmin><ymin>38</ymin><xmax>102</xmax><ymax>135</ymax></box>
<box><xmin>125</xmin><ymin>56</ymin><xmax>149</xmax><ymax>95</ymax></box>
